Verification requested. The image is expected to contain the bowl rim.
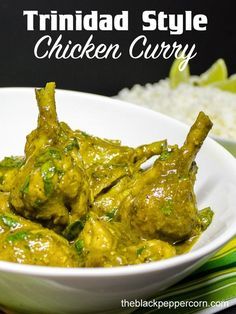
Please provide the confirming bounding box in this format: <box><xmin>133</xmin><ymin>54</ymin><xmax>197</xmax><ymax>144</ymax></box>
<box><xmin>0</xmin><ymin>87</ymin><xmax>236</xmax><ymax>277</ymax></box>
<box><xmin>212</xmin><ymin>135</ymin><xmax>236</xmax><ymax>146</ymax></box>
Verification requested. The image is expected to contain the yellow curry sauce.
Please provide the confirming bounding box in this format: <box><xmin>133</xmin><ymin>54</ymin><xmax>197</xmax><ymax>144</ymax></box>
<box><xmin>0</xmin><ymin>83</ymin><xmax>213</xmax><ymax>267</ymax></box>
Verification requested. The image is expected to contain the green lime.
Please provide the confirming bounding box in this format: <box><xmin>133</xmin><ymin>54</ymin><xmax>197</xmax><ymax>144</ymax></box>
<box><xmin>229</xmin><ymin>74</ymin><xmax>236</xmax><ymax>80</ymax></box>
<box><xmin>198</xmin><ymin>59</ymin><xmax>228</xmax><ymax>86</ymax></box>
<box><xmin>212</xmin><ymin>76</ymin><xmax>236</xmax><ymax>93</ymax></box>
<box><xmin>169</xmin><ymin>57</ymin><xmax>190</xmax><ymax>88</ymax></box>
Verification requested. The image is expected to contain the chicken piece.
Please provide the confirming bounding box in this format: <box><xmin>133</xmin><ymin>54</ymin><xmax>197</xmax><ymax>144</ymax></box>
<box><xmin>0</xmin><ymin>192</ymin><xmax>78</xmax><ymax>267</ymax></box>
<box><xmin>9</xmin><ymin>83</ymin><xmax>90</xmax><ymax>231</ymax></box>
<box><xmin>128</xmin><ymin>112</ymin><xmax>213</xmax><ymax>242</ymax></box>
<box><xmin>75</xmin><ymin>129</ymin><xmax>167</xmax><ymax>198</ymax></box>
<box><xmin>75</xmin><ymin>214</ymin><xmax>123</xmax><ymax>267</ymax></box>
<box><xmin>93</xmin><ymin>112</ymin><xmax>213</xmax><ymax>243</ymax></box>
<box><xmin>75</xmin><ymin>212</ymin><xmax>176</xmax><ymax>267</ymax></box>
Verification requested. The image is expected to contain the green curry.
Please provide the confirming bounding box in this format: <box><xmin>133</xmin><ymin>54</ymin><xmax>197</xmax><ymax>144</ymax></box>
<box><xmin>0</xmin><ymin>83</ymin><xmax>213</xmax><ymax>267</ymax></box>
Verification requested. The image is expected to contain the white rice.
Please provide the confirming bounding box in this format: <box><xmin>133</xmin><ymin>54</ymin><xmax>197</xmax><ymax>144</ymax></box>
<box><xmin>117</xmin><ymin>79</ymin><xmax>236</xmax><ymax>141</ymax></box>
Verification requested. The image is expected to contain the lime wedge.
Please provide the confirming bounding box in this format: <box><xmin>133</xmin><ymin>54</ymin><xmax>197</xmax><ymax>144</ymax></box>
<box><xmin>229</xmin><ymin>74</ymin><xmax>236</xmax><ymax>79</ymax></box>
<box><xmin>212</xmin><ymin>76</ymin><xmax>236</xmax><ymax>93</ymax></box>
<box><xmin>169</xmin><ymin>57</ymin><xmax>190</xmax><ymax>88</ymax></box>
<box><xmin>198</xmin><ymin>59</ymin><xmax>228</xmax><ymax>86</ymax></box>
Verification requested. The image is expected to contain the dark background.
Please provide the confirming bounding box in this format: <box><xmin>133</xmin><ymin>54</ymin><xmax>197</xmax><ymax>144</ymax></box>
<box><xmin>0</xmin><ymin>0</ymin><xmax>236</xmax><ymax>96</ymax></box>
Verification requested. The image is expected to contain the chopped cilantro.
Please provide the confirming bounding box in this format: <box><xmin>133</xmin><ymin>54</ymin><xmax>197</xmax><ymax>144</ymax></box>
<box><xmin>75</xmin><ymin>239</ymin><xmax>84</xmax><ymax>254</ymax></box>
<box><xmin>41</xmin><ymin>161</ymin><xmax>56</xmax><ymax>196</ymax></box>
<box><xmin>64</xmin><ymin>138</ymin><xmax>80</xmax><ymax>153</ymax></box>
<box><xmin>43</xmin><ymin>180</ymin><xmax>54</xmax><ymax>196</ymax></box>
<box><xmin>33</xmin><ymin>199</ymin><xmax>43</xmax><ymax>208</ymax></box>
<box><xmin>35</xmin><ymin>148</ymin><xmax>61</xmax><ymax>166</ymax></box>
<box><xmin>161</xmin><ymin>200</ymin><xmax>173</xmax><ymax>216</ymax></box>
<box><xmin>159</xmin><ymin>150</ymin><xmax>171</xmax><ymax>161</ymax></box>
<box><xmin>104</xmin><ymin>208</ymin><xmax>118</xmax><ymax>221</ymax></box>
<box><xmin>41</xmin><ymin>161</ymin><xmax>56</xmax><ymax>181</ymax></box>
<box><xmin>136</xmin><ymin>247</ymin><xmax>145</xmax><ymax>256</ymax></box>
<box><xmin>63</xmin><ymin>220</ymin><xmax>84</xmax><ymax>241</ymax></box>
<box><xmin>0</xmin><ymin>156</ymin><xmax>25</xmax><ymax>169</ymax></box>
<box><xmin>56</xmin><ymin>169</ymin><xmax>65</xmax><ymax>178</ymax></box>
<box><xmin>81</xmin><ymin>131</ymin><xmax>90</xmax><ymax>138</ymax></box>
<box><xmin>48</xmin><ymin>148</ymin><xmax>61</xmax><ymax>160</ymax></box>
<box><xmin>7</xmin><ymin>231</ymin><xmax>28</xmax><ymax>242</ymax></box>
<box><xmin>21</xmin><ymin>176</ymin><xmax>30</xmax><ymax>194</ymax></box>
<box><xmin>0</xmin><ymin>215</ymin><xmax>19</xmax><ymax>228</ymax></box>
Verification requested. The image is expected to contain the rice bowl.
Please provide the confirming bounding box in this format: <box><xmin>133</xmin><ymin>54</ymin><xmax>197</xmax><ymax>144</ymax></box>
<box><xmin>117</xmin><ymin>69</ymin><xmax>236</xmax><ymax>156</ymax></box>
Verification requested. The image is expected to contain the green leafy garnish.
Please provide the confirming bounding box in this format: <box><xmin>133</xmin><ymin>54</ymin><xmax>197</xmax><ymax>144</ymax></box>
<box><xmin>136</xmin><ymin>247</ymin><xmax>145</xmax><ymax>256</ymax></box>
<box><xmin>41</xmin><ymin>161</ymin><xmax>56</xmax><ymax>196</ymax></box>
<box><xmin>33</xmin><ymin>199</ymin><xmax>44</xmax><ymax>208</ymax></box>
<box><xmin>0</xmin><ymin>215</ymin><xmax>20</xmax><ymax>228</ymax></box>
<box><xmin>41</xmin><ymin>161</ymin><xmax>56</xmax><ymax>181</ymax></box>
<box><xmin>48</xmin><ymin>148</ymin><xmax>61</xmax><ymax>159</ymax></box>
<box><xmin>0</xmin><ymin>156</ymin><xmax>25</xmax><ymax>169</ymax></box>
<box><xmin>56</xmin><ymin>169</ymin><xmax>65</xmax><ymax>178</ymax></box>
<box><xmin>75</xmin><ymin>239</ymin><xmax>84</xmax><ymax>254</ymax></box>
<box><xmin>199</xmin><ymin>207</ymin><xmax>214</xmax><ymax>231</ymax></box>
<box><xmin>35</xmin><ymin>148</ymin><xmax>61</xmax><ymax>166</ymax></box>
<box><xmin>7</xmin><ymin>231</ymin><xmax>29</xmax><ymax>242</ymax></box>
<box><xmin>81</xmin><ymin>131</ymin><xmax>90</xmax><ymax>138</ymax></box>
<box><xmin>159</xmin><ymin>150</ymin><xmax>171</xmax><ymax>161</ymax></box>
<box><xmin>64</xmin><ymin>138</ymin><xmax>80</xmax><ymax>153</ymax></box>
<box><xmin>43</xmin><ymin>180</ymin><xmax>54</xmax><ymax>196</ymax></box>
<box><xmin>21</xmin><ymin>176</ymin><xmax>30</xmax><ymax>194</ymax></box>
<box><xmin>161</xmin><ymin>200</ymin><xmax>173</xmax><ymax>216</ymax></box>
<box><xmin>63</xmin><ymin>220</ymin><xmax>84</xmax><ymax>241</ymax></box>
<box><xmin>104</xmin><ymin>208</ymin><xmax>118</xmax><ymax>221</ymax></box>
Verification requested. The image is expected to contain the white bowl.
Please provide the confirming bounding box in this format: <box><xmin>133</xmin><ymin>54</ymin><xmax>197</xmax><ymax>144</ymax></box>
<box><xmin>213</xmin><ymin>136</ymin><xmax>236</xmax><ymax>157</ymax></box>
<box><xmin>0</xmin><ymin>88</ymin><xmax>236</xmax><ymax>314</ymax></box>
